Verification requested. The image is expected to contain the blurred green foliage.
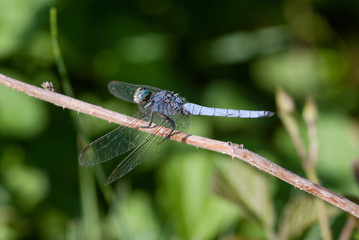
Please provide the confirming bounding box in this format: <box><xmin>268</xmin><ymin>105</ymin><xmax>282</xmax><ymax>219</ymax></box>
<box><xmin>1</xmin><ymin>0</ymin><xmax>359</xmax><ymax>239</ymax></box>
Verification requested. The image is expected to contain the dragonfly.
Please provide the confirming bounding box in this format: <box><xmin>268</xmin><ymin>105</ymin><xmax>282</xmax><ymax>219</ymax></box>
<box><xmin>79</xmin><ymin>81</ymin><xmax>274</xmax><ymax>185</ymax></box>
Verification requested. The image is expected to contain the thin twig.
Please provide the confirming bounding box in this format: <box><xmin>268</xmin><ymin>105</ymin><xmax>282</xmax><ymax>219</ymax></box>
<box><xmin>303</xmin><ymin>96</ymin><xmax>332</xmax><ymax>240</ymax></box>
<box><xmin>1</xmin><ymin>73</ymin><xmax>359</xmax><ymax>218</ymax></box>
<box><xmin>277</xmin><ymin>89</ymin><xmax>332</xmax><ymax>239</ymax></box>
<box><xmin>339</xmin><ymin>215</ymin><xmax>356</xmax><ymax>240</ymax></box>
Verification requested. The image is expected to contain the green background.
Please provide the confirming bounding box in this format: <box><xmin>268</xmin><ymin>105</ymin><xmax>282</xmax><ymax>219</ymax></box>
<box><xmin>1</xmin><ymin>0</ymin><xmax>359</xmax><ymax>239</ymax></box>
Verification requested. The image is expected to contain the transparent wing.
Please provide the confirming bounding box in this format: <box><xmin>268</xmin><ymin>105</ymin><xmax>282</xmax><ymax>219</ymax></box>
<box><xmin>79</xmin><ymin>109</ymin><xmax>151</xmax><ymax>166</ymax></box>
<box><xmin>105</xmin><ymin>113</ymin><xmax>190</xmax><ymax>184</ymax></box>
<box><xmin>108</xmin><ymin>81</ymin><xmax>164</xmax><ymax>103</ymax></box>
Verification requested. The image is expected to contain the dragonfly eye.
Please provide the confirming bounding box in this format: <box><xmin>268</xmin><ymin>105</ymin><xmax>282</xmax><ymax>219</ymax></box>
<box><xmin>133</xmin><ymin>88</ymin><xmax>152</xmax><ymax>103</ymax></box>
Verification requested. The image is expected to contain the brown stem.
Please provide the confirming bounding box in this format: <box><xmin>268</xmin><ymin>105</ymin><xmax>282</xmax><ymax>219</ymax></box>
<box><xmin>1</xmin><ymin>73</ymin><xmax>359</xmax><ymax>218</ymax></box>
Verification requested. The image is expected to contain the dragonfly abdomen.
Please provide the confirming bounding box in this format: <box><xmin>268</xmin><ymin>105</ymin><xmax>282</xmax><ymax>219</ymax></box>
<box><xmin>182</xmin><ymin>103</ymin><xmax>274</xmax><ymax>118</ymax></box>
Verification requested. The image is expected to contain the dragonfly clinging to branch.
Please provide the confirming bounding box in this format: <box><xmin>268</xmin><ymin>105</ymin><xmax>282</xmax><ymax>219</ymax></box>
<box><xmin>79</xmin><ymin>81</ymin><xmax>274</xmax><ymax>185</ymax></box>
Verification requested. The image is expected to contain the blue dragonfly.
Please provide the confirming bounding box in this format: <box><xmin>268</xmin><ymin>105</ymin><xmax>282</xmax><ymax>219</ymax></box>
<box><xmin>79</xmin><ymin>81</ymin><xmax>274</xmax><ymax>184</ymax></box>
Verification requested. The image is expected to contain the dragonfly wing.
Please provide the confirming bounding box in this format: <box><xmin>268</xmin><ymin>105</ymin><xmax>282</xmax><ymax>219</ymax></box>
<box><xmin>105</xmin><ymin>113</ymin><xmax>189</xmax><ymax>184</ymax></box>
<box><xmin>79</xmin><ymin>110</ymin><xmax>151</xmax><ymax>166</ymax></box>
<box><xmin>108</xmin><ymin>81</ymin><xmax>164</xmax><ymax>103</ymax></box>
<box><xmin>173</xmin><ymin>114</ymin><xmax>190</xmax><ymax>132</ymax></box>
<box><xmin>105</xmin><ymin>118</ymin><xmax>167</xmax><ymax>184</ymax></box>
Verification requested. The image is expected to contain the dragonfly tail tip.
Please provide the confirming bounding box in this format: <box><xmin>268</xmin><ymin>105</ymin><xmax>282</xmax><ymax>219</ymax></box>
<box><xmin>267</xmin><ymin>111</ymin><xmax>275</xmax><ymax>117</ymax></box>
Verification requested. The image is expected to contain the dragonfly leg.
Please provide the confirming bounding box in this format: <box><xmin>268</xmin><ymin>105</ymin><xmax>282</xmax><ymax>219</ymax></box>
<box><xmin>158</xmin><ymin>113</ymin><xmax>175</xmax><ymax>142</ymax></box>
<box><xmin>139</xmin><ymin>110</ymin><xmax>155</xmax><ymax>128</ymax></box>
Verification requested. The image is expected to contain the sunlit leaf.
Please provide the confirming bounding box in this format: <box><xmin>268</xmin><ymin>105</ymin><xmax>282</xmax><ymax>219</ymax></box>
<box><xmin>252</xmin><ymin>48</ymin><xmax>345</xmax><ymax>98</ymax></box>
<box><xmin>317</xmin><ymin>114</ymin><xmax>359</xmax><ymax>194</ymax></box>
<box><xmin>212</xmin><ymin>157</ymin><xmax>275</xmax><ymax>233</ymax></box>
<box><xmin>157</xmin><ymin>151</ymin><xmax>239</xmax><ymax>239</ymax></box>
<box><xmin>279</xmin><ymin>194</ymin><xmax>337</xmax><ymax>240</ymax></box>
<box><xmin>279</xmin><ymin>194</ymin><xmax>317</xmax><ymax>239</ymax></box>
<box><xmin>108</xmin><ymin>189</ymin><xmax>163</xmax><ymax>240</ymax></box>
<box><xmin>0</xmin><ymin>0</ymin><xmax>52</xmax><ymax>58</ymax></box>
<box><xmin>1</xmin><ymin>145</ymin><xmax>49</xmax><ymax>210</ymax></box>
<box><xmin>0</xmin><ymin>84</ymin><xmax>47</xmax><ymax>138</ymax></box>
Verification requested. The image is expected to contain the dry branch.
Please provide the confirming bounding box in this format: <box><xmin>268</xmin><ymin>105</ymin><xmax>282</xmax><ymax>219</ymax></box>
<box><xmin>0</xmin><ymin>73</ymin><xmax>358</xmax><ymax>218</ymax></box>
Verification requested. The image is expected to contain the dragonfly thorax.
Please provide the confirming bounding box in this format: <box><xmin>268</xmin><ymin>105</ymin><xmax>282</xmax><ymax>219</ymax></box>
<box><xmin>133</xmin><ymin>88</ymin><xmax>152</xmax><ymax>104</ymax></box>
<box><xmin>151</xmin><ymin>90</ymin><xmax>185</xmax><ymax>116</ymax></box>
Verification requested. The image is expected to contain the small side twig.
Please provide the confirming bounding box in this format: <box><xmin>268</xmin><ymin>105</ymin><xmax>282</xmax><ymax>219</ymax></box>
<box><xmin>1</xmin><ymin>73</ymin><xmax>359</xmax><ymax>218</ymax></box>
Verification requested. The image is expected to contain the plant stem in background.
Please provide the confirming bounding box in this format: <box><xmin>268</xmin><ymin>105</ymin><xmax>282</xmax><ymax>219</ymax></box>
<box><xmin>276</xmin><ymin>88</ymin><xmax>332</xmax><ymax>240</ymax></box>
<box><xmin>50</xmin><ymin>7</ymin><xmax>102</xmax><ymax>240</ymax></box>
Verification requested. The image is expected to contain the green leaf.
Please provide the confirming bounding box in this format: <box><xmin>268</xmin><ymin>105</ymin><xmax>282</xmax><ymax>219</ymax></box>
<box><xmin>212</xmin><ymin>157</ymin><xmax>275</xmax><ymax>233</ymax></box>
<box><xmin>1</xmin><ymin>145</ymin><xmax>49</xmax><ymax>210</ymax></box>
<box><xmin>279</xmin><ymin>194</ymin><xmax>323</xmax><ymax>240</ymax></box>
<box><xmin>0</xmin><ymin>0</ymin><xmax>53</xmax><ymax>58</ymax></box>
<box><xmin>108</xmin><ymin>190</ymin><xmax>163</xmax><ymax>240</ymax></box>
<box><xmin>0</xmin><ymin>84</ymin><xmax>48</xmax><ymax>138</ymax></box>
<box><xmin>157</xmin><ymin>151</ymin><xmax>239</xmax><ymax>239</ymax></box>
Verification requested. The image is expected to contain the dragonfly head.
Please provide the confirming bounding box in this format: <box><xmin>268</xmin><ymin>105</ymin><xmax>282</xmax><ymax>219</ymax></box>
<box><xmin>133</xmin><ymin>88</ymin><xmax>152</xmax><ymax>104</ymax></box>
